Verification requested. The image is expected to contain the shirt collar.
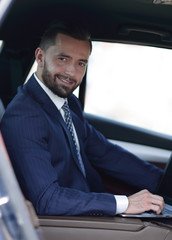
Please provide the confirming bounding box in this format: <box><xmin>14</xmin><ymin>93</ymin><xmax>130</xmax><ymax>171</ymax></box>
<box><xmin>34</xmin><ymin>73</ymin><xmax>66</xmax><ymax>110</ymax></box>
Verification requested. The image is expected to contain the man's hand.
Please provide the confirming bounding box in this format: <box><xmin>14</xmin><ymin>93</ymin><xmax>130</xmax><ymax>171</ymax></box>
<box><xmin>125</xmin><ymin>189</ymin><xmax>164</xmax><ymax>214</ymax></box>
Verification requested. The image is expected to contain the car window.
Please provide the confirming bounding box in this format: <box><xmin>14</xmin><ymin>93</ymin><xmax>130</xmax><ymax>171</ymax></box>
<box><xmin>85</xmin><ymin>41</ymin><xmax>172</xmax><ymax>136</ymax></box>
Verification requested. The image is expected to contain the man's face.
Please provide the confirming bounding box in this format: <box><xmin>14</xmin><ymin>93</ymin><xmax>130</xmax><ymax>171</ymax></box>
<box><xmin>36</xmin><ymin>33</ymin><xmax>90</xmax><ymax>98</ymax></box>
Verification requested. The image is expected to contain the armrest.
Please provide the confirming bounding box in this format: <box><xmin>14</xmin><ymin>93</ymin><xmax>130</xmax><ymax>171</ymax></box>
<box><xmin>39</xmin><ymin>216</ymin><xmax>172</xmax><ymax>240</ymax></box>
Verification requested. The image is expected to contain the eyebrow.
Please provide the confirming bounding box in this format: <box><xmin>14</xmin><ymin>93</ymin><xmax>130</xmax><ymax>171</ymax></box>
<box><xmin>58</xmin><ymin>53</ymin><xmax>88</xmax><ymax>64</ymax></box>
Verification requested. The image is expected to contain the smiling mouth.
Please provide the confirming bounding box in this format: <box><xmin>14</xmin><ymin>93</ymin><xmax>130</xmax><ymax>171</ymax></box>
<box><xmin>56</xmin><ymin>74</ymin><xmax>75</xmax><ymax>86</ymax></box>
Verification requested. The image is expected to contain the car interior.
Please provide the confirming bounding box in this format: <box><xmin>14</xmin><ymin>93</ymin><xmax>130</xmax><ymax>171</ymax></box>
<box><xmin>1</xmin><ymin>0</ymin><xmax>172</xmax><ymax>239</ymax></box>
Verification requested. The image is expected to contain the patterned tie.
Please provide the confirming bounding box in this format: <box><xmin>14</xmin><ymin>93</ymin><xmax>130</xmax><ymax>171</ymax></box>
<box><xmin>62</xmin><ymin>101</ymin><xmax>86</xmax><ymax>177</ymax></box>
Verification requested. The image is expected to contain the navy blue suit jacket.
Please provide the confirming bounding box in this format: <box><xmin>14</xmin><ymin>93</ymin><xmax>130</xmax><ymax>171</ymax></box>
<box><xmin>1</xmin><ymin>75</ymin><xmax>162</xmax><ymax>216</ymax></box>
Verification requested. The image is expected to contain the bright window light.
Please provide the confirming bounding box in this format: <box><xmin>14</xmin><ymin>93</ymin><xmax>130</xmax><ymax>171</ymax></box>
<box><xmin>0</xmin><ymin>40</ymin><xmax>4</xmax><ymax>53</ymax></box>
<box><xmin>85</xmin><ymin>42</ymin><xmax>172</xmax><ymax>136</ymax></box>
<box><xmin>0</xmin><ymin>40</ymin><xmax>3</xmax><ymax>47</ymax></box>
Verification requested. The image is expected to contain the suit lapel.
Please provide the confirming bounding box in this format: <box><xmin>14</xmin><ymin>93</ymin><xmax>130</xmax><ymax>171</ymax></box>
<box><xmin>23</xmin><ymin>75</ymin><xmax>85</xmax><ymax>177</ymax></box>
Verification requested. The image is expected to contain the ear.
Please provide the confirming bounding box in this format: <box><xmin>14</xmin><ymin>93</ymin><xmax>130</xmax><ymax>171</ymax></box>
<box><xmin>35</xmin><ymin>48</ymin><xmax>44</xmax><ymax>67</ymax></box>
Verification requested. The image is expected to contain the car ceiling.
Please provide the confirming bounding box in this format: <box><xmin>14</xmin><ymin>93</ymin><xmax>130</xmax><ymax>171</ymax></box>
<box><xmin>1</xmin><ymin>0</ymin><xmax>172</xmax><ymax>48</ymax></box>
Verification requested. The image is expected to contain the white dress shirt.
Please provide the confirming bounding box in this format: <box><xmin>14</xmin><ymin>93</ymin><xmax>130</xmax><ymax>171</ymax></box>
<box><xmin>34</xmin><ymin>73</ymin><xmax>129</xmax><ymax>214</ymax></box>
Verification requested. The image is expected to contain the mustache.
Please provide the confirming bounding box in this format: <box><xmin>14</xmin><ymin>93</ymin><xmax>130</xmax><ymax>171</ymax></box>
<box><xmin>55</xmin><ymin>74</ymin><xmax>77</xmax><ymax>83</ymax></box>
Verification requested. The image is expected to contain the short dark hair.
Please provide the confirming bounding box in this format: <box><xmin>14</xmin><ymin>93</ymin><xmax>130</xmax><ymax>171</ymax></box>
<box><xmin>39</xmin><ymin>21</ymin><xmax>92</xmax><ymax>53</ymax></box>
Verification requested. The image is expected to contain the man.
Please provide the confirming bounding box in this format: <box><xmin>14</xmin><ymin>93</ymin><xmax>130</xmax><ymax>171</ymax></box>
<box><xmin>1</xmin><ymin>22</ymin><xmax>164</xmax><ymax>216</ymax></box>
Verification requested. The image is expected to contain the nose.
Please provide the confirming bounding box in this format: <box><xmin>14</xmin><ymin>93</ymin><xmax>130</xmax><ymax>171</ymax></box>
<box><xmin>65</xmin><ymin>62</ymin><xmax>76</xmax><ymax>77</ymax></box>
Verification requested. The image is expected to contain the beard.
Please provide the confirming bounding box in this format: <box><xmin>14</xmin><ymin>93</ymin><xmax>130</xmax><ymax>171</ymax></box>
<box><xmin>41</xmin><ymin>61</ymin><xmax>78</xmax><ymax>98</ymax></box>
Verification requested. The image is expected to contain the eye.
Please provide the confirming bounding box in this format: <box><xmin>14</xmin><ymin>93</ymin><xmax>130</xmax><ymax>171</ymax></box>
<box><xmin>79</xmin><ymin>62</ymin><xmax>86</xmax><ymax>67</ymax></box>
<box><xmin>58</xmin><ymin>57</ymin><xmax>67</xmax><ymax>62</ymax></box>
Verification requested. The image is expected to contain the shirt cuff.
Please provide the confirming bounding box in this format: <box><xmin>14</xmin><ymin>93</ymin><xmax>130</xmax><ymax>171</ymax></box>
<box><xmin>114</xmin><ymin>195</ymin><xmax>129</xmax><ymax>214</ymax></box>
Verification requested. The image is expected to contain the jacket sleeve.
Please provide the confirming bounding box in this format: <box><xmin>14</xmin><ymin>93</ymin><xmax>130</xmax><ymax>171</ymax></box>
<box><xmin>83</xmin><ymin>118</ymin><xmax>163</xmax><ymax>193</ymax></box>
<box><xmin>70</xmin><ymin>94</ymin><xmax>163</xmax><ymax>193</ymax></box>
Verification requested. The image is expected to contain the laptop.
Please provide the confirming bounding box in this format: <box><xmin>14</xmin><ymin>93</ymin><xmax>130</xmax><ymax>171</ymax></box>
<box><xmin>120</xmin><ymin>153</ymin><xmax>172</xmax><ymax>218</ymax></box>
